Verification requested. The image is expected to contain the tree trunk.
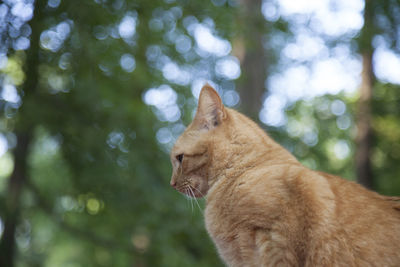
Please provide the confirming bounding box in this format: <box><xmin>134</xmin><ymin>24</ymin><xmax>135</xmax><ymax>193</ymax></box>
<box><xmin>0</xmin><ymin>133</ymin><xmax>32</xmax><ymax>267</ymax></box>
<box><xmin>235</xmin><ymin>0</ymin><xmax>266</xmax><ymax>120</ymax></box>
<box><xmin>355</xmin><ymin>0</ymin><xmax>374</xmax><ymax>189</ymax></box>
<box><xmin>0</xmin><ymin>1</ymin><xmax>43</xmax><ymax>266</ymax></box>
<box><xmin>356</xmin><ymin>52</ymin><xmax>373</xmax><ymax>189</ymax></box>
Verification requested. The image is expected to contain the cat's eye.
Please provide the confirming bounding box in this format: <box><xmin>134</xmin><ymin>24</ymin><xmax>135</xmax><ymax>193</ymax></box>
<box><xmin>176</xmin><ymin>154</ymin><xmax>184</xmax><ymax>163</ymax></box>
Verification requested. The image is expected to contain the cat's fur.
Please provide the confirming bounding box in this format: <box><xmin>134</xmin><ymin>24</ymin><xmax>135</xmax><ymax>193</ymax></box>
<box><xmin>170</xmin><ymin>84</ymin><xmax>400</xmax><ymax>266</ymax></box>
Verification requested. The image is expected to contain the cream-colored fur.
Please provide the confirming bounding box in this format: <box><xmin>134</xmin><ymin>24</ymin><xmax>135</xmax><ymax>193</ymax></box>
<box><xmin>170</xmin><ymin>85</ymin><xmax>400</xmax><ymax>266</ymax></box>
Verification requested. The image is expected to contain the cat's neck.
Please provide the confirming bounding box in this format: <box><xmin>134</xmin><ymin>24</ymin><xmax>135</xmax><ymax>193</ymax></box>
<box><xmin>207</xmin><ymin>109</ymin><xmax>299</xmax><ymax>188</ymax></box>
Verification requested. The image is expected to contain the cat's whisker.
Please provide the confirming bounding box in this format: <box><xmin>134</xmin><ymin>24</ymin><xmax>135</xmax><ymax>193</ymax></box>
<box><xmin>192</xmin><ymin>186</ymin><xmax>205</xmax><ymax>198</ymax></box>
<box><xmin>183</xmin><ymin>189</ymin><xmax>191</xmax><ymax>210</ymax></box>
<box><xmin>189</xmin><ymin>186</ymin><xmax>204</xmax><ymax>215</ymax></box>
<box><xmin>186</xmin><ymin>187</ymin><xmax>194</xmax><ymax>213</ymax></box>
<box><xmin>187</xmin><ymin>186</ymin><xmax>194</xmax><ymax>212</ymax></box>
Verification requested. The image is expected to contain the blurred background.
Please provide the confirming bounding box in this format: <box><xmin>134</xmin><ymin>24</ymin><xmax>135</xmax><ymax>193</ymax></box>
<box><xmin>0</xmin><ymin>0</ymin><xmax>400</xmax><ymax>266</ymax></box>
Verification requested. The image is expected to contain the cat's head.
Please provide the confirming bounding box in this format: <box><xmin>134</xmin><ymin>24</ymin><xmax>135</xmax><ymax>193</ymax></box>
<box><xmin>170</xmin><ymin>84</ymin><xmax>227</xmax><ymax>198</ymax></box>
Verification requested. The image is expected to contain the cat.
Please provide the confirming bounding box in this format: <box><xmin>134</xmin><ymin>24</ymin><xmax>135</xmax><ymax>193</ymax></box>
<box><xmin>170</xmin><ymin>84</ymin><xmax>400</xmax><ymax>267</ymax></box>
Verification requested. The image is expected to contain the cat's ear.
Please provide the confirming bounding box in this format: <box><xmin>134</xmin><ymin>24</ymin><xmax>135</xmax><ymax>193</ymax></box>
<box><xmin>194</xmin><ymin>84</ymin><xmax>226</xmax><ymax>130</ymax></box>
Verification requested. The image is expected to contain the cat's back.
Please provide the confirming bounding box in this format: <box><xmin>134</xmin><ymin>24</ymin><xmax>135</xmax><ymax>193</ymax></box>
<box><xmin>320</xmin><ymin>172</ymin><xmax>400</xmax><ymax>264</ymax></box>
<box><xmin>206</xmin><ymin>165</ymin><xmax>400</xmax><ymax>266</ymax></box>
<box><xmin>288</xmin><ymin>170</ymin><xmax>400</xmax><ymax>266</ymax></box>
<box><xmin>322</xmin><ymin>172</ymin><xmax>400</xmax><ymax>230</ymax></box>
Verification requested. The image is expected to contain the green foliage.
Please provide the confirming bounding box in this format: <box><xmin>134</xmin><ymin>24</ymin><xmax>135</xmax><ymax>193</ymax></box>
<box><xmin>270</xmin><ymin>93</ymin><xmax>357</xmax><ymax>180</ymax></box>
<box><xmin>372</xmin><ymin>83</ymin><xmax>400</xmax><ymax>195</ymax></box>
<box><xmin>0</xmin><ymin>0</ymin><xmax>236</xmax><ymax>265</ymax></box>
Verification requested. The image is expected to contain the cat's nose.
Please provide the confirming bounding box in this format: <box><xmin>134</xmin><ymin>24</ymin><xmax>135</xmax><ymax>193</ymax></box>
<box><xmin>170</xmin><ymin>180</ymin><xmax>177</xmax><ymax>188</ymax></box>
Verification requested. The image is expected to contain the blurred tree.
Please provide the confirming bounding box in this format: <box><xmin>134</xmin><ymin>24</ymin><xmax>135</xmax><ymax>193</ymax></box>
<box><xmin>262</xmin><ymin>0</ymin><xmax>400</xmax><ymax>196</ymax></box>
<box><xmin>235</xmin><ymin>0</ymin><xmax>266</xmax><ymax>120</ymax></box>
<box><xmin>355</xmin><ymin>0</ymin><xmax>374</xmax><ymax>189</ymax></box>
<box><xmin>0</xmin><ymin>1</ymin><xmax>45</xmax><ymax>265</ymax></box>
<box><xmin>355</xmin><ymin>0</ymin><xmax>400</xmax><ymax>188</ymax></box>
<box><xmin>372</xmin><ymin>82</ymin><xmax>400</xmax><ymax>195</ymax></box>
<box><xmin>0</xmin><ymin>0</ymin><xmax>236</xmax><ymax>266</ymax></box>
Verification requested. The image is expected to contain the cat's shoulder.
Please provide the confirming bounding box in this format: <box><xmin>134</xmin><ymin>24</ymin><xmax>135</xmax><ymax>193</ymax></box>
<box><xmin>231</xmin><ymin>165</ymin><xmax>327</xmax><ymax>205</ymax></box>
<box><xmin>234</xmin><ymin>164</ymin><xmax>330</xmax><ymax>198</ymax></box>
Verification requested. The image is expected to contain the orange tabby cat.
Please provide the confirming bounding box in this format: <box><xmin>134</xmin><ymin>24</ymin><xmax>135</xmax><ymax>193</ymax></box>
<box><xmin>170</xmin><ymin>84</ymin><xmax>400</xmax><ymax>266</ymax></box>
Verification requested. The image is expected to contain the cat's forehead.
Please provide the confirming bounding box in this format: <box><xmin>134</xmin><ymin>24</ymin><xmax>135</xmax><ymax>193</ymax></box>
<box><xmin>171</xmin><ymin>127</ymin><xmax>201</xmax><ymax>154</ymax></box>
<box><xmin>170</xmin><ymin>129</ymin><xmax>188</xmax><ymax>154</ymax></box>
<box><xmin>173</xmin><ymin>129</ymin><xmax>191</xmax><ymax>148</ymax></box>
